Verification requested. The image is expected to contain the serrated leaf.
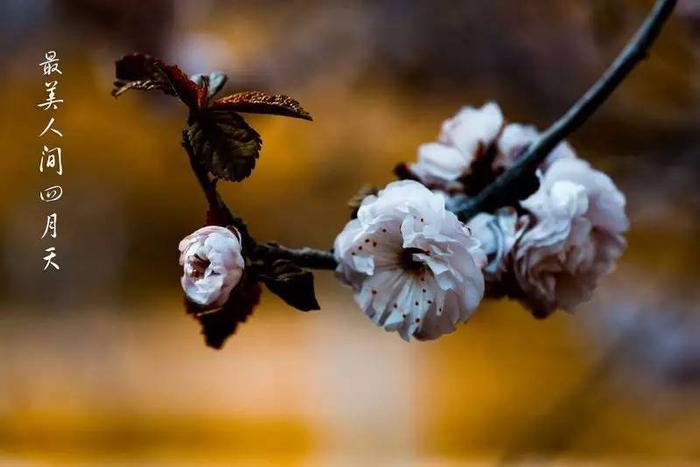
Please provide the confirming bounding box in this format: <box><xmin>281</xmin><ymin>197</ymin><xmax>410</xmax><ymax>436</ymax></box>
<box><xmin>112</xmin><ymin>53</ymin><xmax>174</xmax><ymax>97</ymax></box>
<box><xmin>212</xmin><ymin>91</ymin><xmax>312</xmax><ymax>121</ymax></box>
<box><xmin>112</xmin><ymin>53</ymin><xmax>207</xmax><ymax>111</ymax></box>
<box><xmin>185</xmin><ymin>278</ymin><xmax>261</xmax><ymax>349</ymax></box>
<box><xmin>261</xmin><ymin>260</ymin><xmax>320</xmax><ymax>312</ymax></box>
<box><xmin>186</xmin><ymin>109</ymin><xmax>262</xmax><ymax>182</ymax></box>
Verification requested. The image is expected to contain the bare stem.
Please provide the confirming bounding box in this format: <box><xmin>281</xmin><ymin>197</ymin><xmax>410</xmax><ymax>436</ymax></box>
<box><xmin>253</xmin><ymin>243</ymin><xmax>337</xmax><ymax>270</ymax></box>
<box><xmin>452</xmin><ymin>0</ymin><xmax>677</xmax><ymax>221</ymax></box>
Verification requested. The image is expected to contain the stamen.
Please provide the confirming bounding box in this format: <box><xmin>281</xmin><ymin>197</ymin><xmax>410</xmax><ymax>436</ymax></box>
<box><xmin>399</xmin><ymin>247</ymin><xmax>427</xmax><ymax>273</ymax></box>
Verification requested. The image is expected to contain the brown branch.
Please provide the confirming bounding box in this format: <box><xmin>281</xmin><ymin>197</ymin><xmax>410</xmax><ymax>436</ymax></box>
<box><xmin>253</xmin><ymin>243</ymin><xmax>337</xmax><ymax>270</ymax></box>
<box><xmin>452</xmin><ymin>0</ymin><xmax>677</xmax><ymax>221</ymax></box>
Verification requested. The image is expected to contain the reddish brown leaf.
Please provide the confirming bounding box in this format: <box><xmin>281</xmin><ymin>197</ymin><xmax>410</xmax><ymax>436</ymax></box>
<box><xmin>112</xmin><ymin>53</ymin><xmax>207</xmax><ymax>111</ymax></box>
<box><xmin>186</xmin><ymin>109</ymin><xmax>262</xmax><ymax>182</ymax></box>
<box><xmin>185</xmin><ymin>278</ymin><xmax>261</xmax><ymax>349</ymax></box>
<box><xmin>260</xmin><ymin>260</ymin><xmax>320</xmax><ymax>312</ymax></box>
<box><xmin>212</xmin><ymin>91</ymin><xmax>312</xmax><ymax>121</ymax></box>
<box><xmin>112</xmin><ymin>53</ymin><xmax>174</xmax><ymax>97</ymax></box>
<box><xmin>158</xmin><ymin>63</ymin><xmax>208</xmax><ymax>111</ymax></box>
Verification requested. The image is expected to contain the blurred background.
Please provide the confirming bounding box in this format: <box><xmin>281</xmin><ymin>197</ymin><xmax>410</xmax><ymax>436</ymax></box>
<box><xmin>1</xmin><ymin>0</ymin><xmax>699</xmax><ymax>464</ymax></box>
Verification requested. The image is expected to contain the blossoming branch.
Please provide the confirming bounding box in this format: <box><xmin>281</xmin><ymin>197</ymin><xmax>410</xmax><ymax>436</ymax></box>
<box><xmin>113</xmin><ymin>0</ymin><xmax>676</xmax><ymax>349</ymax></box>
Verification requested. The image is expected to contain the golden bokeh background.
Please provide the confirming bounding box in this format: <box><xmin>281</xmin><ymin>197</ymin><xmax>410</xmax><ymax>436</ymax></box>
<box><xmin>1</xmin><ymin>0</ymin><xmax>699</xmax><ymax>464</ymax></box>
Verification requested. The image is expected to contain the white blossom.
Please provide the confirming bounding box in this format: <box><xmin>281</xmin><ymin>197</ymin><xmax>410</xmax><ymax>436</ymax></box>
<box><xmin>467</xmin><ymin>207</ymin><xmax>519</xmax><ymax>281</ymax></box>
<box><xmin>334</xmin><ymin>180</ymin><xmax>486</xmax><ymax>341</ymax></box>
<box><xmin>513</xmin><ymin>158</ymin><xmax>628</xmax><ymax>315</ymax></box>
<box><xmin>412</xmin><ymin>143</ymin><xmax>469</xmax><ymax>183</ymax></box>
<box><xmin>439</xmin><ymin>102</ymin><xmax>504</xmax><ymax>156</ymax></box>
<box><xmin>178</xmin><ymin>225</ymin><xmax>245</xmax><ymax>309</ymax></box>
<box><xmin>411</xmin><ymin>102</ymin><xmax>504</xmax><ymax>183</ymax></box>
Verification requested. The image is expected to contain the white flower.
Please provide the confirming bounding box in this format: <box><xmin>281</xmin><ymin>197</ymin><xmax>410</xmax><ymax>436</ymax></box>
<box><xmin>439</xmin><ymin>102</ymin><xmax>504</xmax><ymax>156</ymax></box>
<box><xmin>522</xmin><ymin>158</ymin><xmax>629</xmax><ymax>233</ymax></box>
<box><xmin>179</xmin><ymin>225</ymin><xmax>245</xmax><ymax>309</ymax></box>
<box><xmin>410</xmin><ymin>102</ymin><xmax>504</xmax><ymax>183</ymax></box>
<box><xmin>334</xmin><ymin>180</ymin><xmax>486</xmax><ymax>341</ymax></box>
<box><xmin>412</xmin><ymin>143</ymin><xmax>469</xmax><ymax>183</ymax></box>
<box><xmin>513</xmin><ymin>158</ymin><xmax>628</xmax><ymax>315</ymax></box>
<box><xmin>467</xmin><ymin>207</ymin><xmax>519</xmax><ymax>281</ymax></box>
<box><xmin>493</xmin><ymin>123</ymin><xmax>576</xmax><ymax>173</ymax></box>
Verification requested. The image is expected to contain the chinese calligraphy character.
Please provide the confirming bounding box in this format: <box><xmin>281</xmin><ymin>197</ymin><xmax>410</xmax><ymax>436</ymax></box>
<box><xmin>41</xmin><ymin>213</ymin><xmax>58</xmax><ymax>239</ymax></box>
<box><xmin>37</xmin><ymin>80</ymin><xmax>63</xmax><ymax>111</ymax></box>
<box><xmin>39</xmin><ymin>185</ymin><xmax>63</xmax><ymax>202</ymax></box>
<box><xmin>39</xmin><ymin>117</ymin><xmax>63</xmax><ymax>137</ymax></box>
<box><xmin>39</xmin><ymin>145</ymin><xmax>63</xmax><ymax>175</ymax></box>
<box><xmin>40</xmin><ymin>51</ymin><xmax>62</xmax><ymax>76</ymax></box>
<box><xmin>43</xmin><ymin>247</ymin><xmax>60</xmax><ymax>271</ymax></box>
<box><xmin>38</xmin><ymin>51</ymin><xmax>64</xmax><ymax>274</ymax></box>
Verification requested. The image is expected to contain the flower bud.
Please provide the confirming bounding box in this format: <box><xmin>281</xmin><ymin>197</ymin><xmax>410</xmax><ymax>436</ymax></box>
<box><xmin>178</xmin><ymin>225</ymin><xmax>245</xmax><ymax>309</ymax></box>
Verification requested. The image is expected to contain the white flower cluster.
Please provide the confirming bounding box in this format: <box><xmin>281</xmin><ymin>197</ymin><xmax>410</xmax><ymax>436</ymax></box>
<box><xmin>411</xmin><ymin>102</ymin><xmax>576</xmax><ymax>187</ymax></box>
<box><xmin>334</xmin><ymin>102</ymin><xmax>628</xmax><ymax>339</ymax></box>
<box><xmin>411</xmin><ymin>102</ymin><xmax>504</xmax><ymax>184</ymax></box>
<box><xmin>457</xmin><ymin>104</ymin><xmax>628</xmax><ymax>317</ymax></box>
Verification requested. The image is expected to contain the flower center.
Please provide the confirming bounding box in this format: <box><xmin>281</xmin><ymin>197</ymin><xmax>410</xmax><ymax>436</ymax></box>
<box><xmin>190</xmin><ymin>254</ymin><xmax>210</xmax><ymax>279</ymax></box>
<box><xmin>399</xmin><ymin>247</ymin><xmax>427</xmax><ymax>273</ymax></box>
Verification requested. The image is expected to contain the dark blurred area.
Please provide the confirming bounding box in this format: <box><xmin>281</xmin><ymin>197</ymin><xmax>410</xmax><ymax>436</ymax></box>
<box><xmin>0</xmin><ymin>0</ymin><xmax>699</xmax><ymax>464</ymax></box>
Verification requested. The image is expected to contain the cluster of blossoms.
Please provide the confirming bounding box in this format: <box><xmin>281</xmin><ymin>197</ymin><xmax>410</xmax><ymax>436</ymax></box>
<box><xmin>333</xmin><ymin>102</ymin><xmax>628</xmax><ymax>338</ymax></box>
<box><xmin>178</xmin><ymin>102</ymin><xmax>628</xmax><ymax>342</ymax></box>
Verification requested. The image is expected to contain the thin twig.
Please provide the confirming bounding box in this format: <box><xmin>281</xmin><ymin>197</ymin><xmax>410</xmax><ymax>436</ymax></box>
<box><xmin>452</xmin><ymin>0</ymin><xmax>677</xmax><ymax>221</ymax></box>
<box><xmin>254</xmin><ymin>243</ymin><xmax>337</xmax><ymax>270</ymax></box>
